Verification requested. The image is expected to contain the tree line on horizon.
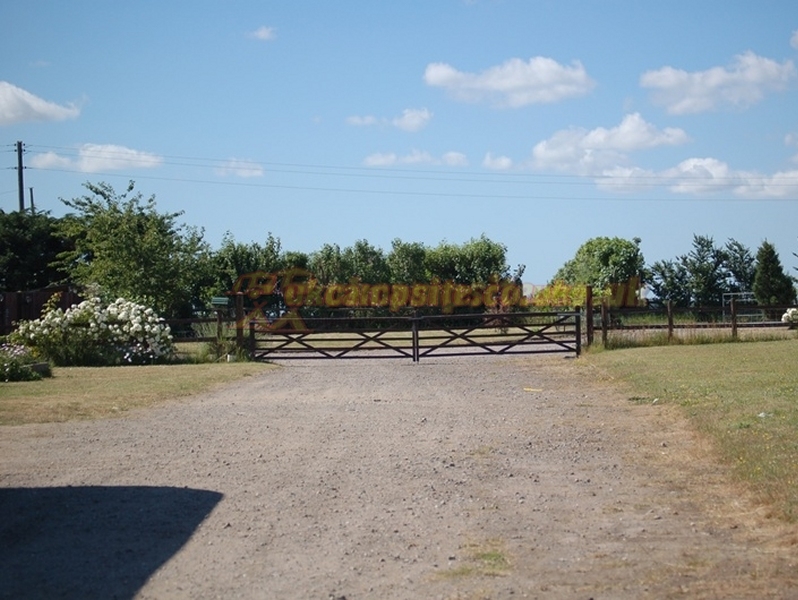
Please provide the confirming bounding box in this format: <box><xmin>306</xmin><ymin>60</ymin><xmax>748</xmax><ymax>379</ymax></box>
<box><xmin>1</xmin><ymin>181</ymin><xmax>795</xmax><ymax>319</ymax></box>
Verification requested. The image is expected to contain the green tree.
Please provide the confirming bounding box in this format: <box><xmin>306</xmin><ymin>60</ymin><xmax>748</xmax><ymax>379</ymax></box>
<box><xmin>340</xmin><ymin>239</ymin><xmax>390</xmax><ymax>284</ymax></box>
<box><xmin>553</xmin><ymin>237</ymin><xmax>644</xmax><ymax>289</ymax></box>
<box><xmin>648</xmin><ymin>237</ymin><xmax>758</xmax><ymax>307</ymax></box>
<box><xmin>724</xmin><ymin>239</ymin><xmax>756</xmax><ymax>293</ymax></box>
<box><xmin>425</xmin><ymin>235</ymin><xmax>511</xmax><ymax>284</ymax></box>
<box><xmin>387</xmin><ymin>239</ymin><xmax>428</xmax><ymax>284</ymax></box>
<box><xmin>56</xmin><ymin>181</ymin><xmax>212</xmax><ymax>318</ymax></box>
<box><xmin>0</xmin><ymin>210</ymin><xmax>71</xmax><ymax>291</ymax></box>
<box><xmin>308</xmin><ymin>243</ymin><xmax>346</xmax><ymax>284</ymax></box>
<box><xmin>753</xmin><ymin>241</ymin><xmax>796</xmax><ymax>308</ymax></box>
<box><xmin>211</xmin><ymin>232</ymin><xmax>283</xmax><ymax>295</ymax></box>
<box><xmin>680</xmin><ymin>235</ymin><xmax>729</xmax><ymax>306</ymax></box>
<box><xmin>648</xmin><ymin>259</ymin><xmax>692</xmax><ymax>307</ymax></box>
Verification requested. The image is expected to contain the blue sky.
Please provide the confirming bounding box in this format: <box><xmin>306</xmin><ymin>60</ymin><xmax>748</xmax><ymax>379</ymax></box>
<box><xmin>2</xmin><ymin>1</ymin><xmax>798</xmax><ymax>284</ymax></box>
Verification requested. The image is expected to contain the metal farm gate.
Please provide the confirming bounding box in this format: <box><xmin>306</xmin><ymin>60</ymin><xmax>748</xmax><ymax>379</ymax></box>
<box><xmin>248</xmin><ymin>311</ymin><xmax>581</xmax><ymax>361</ymax></box>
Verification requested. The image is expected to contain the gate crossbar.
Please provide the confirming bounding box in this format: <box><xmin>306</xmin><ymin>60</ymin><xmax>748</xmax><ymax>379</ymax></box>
<box><xmin>249</xmin><ymin>312</ymin><xmax>580</xmax><ymax>361</ymax></box>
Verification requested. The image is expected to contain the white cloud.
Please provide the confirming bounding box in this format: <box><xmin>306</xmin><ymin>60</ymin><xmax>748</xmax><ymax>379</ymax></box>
<box><xmin>0</xmin><ymin>81</ymin><xmax>80</xmax><ymax>125</ymax></box>
<box><xmin>531</xmin><ymin>113</ymin><xmax>689</xmax><ymax>173</ymax></box>
<box><xmin>347</xmin><ymin>108</ymin><xmax>432</xmax><ymax>132</ymax></box>
<box><xmin>483</xmin><ymin>153</ymin><xmax>513</xmax><ymax>170</ymax></box>
<box><xmin>442</xmin><ymin>151</ymin><xmax>468</xmax><ymax>167</ymax></box>
<box><xmin>29</xmin><ymin>151</ymin><xmax>71</xmax><ymax>170</ymax></box>
<box><xmin>423</xmin><ymin>57</ymin><xmax>595</xmax><ymax>108</ymax></box>
<box><xmin>215</xmin><ymin>158</ymin><xmax>264</xmax><ymax>178</ymax></box>
<box><xmin>791</xmin><ymin>29</ymin><xmax>798</xmax><ymax>50</ymax></box>
<box><xmin>362</xmin><ymin>152</ymin><xmax>397</xmax><ymax>166</ymax></box>
<box><xmin>594</xmin><ymin>166</ymin><xmax>659</xmax><ymax>193</ymax></box>
<box><xmin>596</xmin><ymin>156</ymin><xmax>798</xmax><ymax>199</ymax></box>
<box><xmin>660</xmin><ymin>157</ymin><xmax>740</xmax><ymax>194</ymax></box>
<box><xmin>391</xmin><ymin>108</ymin><xmax>432</xmax><ymax>132</ymax></box>
<box><xmin>346</xmin><ymin>115</ymin><xmax>378</xmax><ymax>126</ymax></box>
<box><xmin>661</xmin><ymin>157</ymin><xmax>798</xmax><ymax>198</ymax></box>
<box><xmin>363</xmin><ymin>150</ymin><xmax>467</xmax><ymax>167</ymax></box>
<box><xmin>30</xmin><ymin>143</ymin><xmax>162</xmax><ymax>173</ymax></box>
<box><xmin>250</xmin><ymin>26</ymin><xmax>276</xmax><ymax>41</ymax></box>
<box><xmin>640</xmin><ymin>51</ymin><xmax>796</xmax><ymax>114</ymax></box>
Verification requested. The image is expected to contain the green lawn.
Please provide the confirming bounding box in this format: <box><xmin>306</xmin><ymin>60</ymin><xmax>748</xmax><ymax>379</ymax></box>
<box><xmin>584</xmin><ymin>339</ymin><xmax>798</xmax><ymax>521</ymax></box>
<box><xmin>0</xmin><ymin>362</ymin><xmax>273</xmax><ymax>426</ymax></box>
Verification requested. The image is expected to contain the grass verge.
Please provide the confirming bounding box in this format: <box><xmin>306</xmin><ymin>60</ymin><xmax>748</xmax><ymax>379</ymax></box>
<box><xmin>0</xmin><ymin>362</ymin><xmax>274</xmax><ymax>426</ymax></box>
<box><xmin>583</xmin><ymin>339</ymin><xmax>798</xmax><ymax>522</ymax></box>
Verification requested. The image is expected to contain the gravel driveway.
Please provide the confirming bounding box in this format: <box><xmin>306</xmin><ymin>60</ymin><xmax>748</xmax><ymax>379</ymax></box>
<box><xmin>1</xmin><ymin>356</ymin><xmax>796</xmax><ymax>599</ymax></box>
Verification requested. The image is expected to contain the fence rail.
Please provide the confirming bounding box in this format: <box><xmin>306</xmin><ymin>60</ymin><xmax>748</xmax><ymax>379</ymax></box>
<box><xmin>584</xmin><ymin>297</ymin><xmax>796</xmax><ymax>346</ymax></box>
<box><xmin>247</xmin><ymin>311</ymin><xmax>581</xmax><ymax>362</ymax></box>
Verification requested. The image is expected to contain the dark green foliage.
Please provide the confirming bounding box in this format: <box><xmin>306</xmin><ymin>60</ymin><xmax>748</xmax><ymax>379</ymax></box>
<box><xmin>425</xmin><ymin>235</ymin><xmax>512</xmax><ymax>285</ymax></box>
<box><xmin>210</xmin><ymin>232</ymin><xmax>283</xmax><ymax>295</ymax></box>
<box><xmin>0</xmin><ymin>210</ymin><xmax>71</xmax><ymax>291</ymax></box>
<box><xmin>753</xmin><ymin>241</ymin><xmax>796</xmax><ymax>306</ymax></box>
<box><xmin>387</xmin><ymin>239</ymin><xmax>428</xmax><ymax>284</ymax></box>
<box><xmin>648</xmin><ymin>235</ymin><xmax>758</xmax><ymax>307</ymax></box>
<box><xmin>341</xmin><ymin>240</ymin><xmax>391</xmax><ymax>284</ymax></box>
<box><xmin>680</xmin><ymin>235</ymin><xmax>729</xmax><ymax>307</ymax></box>
<box><xmin>307</xmin><ymin>235</ymin><xmax>513</xmax><ymax>286</ymax></box>
<box><xmin>724</xmin><ymin>239</ymin><xmax>756</xmax><ymax>293</ymax></box>
<box><xmin>648</xmin><ymin>258</ymin><xmax>692</xmax><ymax>306</ymax></box>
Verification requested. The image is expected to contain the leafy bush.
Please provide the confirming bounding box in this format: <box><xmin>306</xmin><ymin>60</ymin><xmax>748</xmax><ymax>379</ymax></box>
<box><xmin>11</xmin><ymin>297</ymin><xmax>174</xmax><ymax>366</ymax></box>
<box><xmin>1</xmin><ymin>343</ymin><xmax>45</xmax><ymax>382</ymax></box>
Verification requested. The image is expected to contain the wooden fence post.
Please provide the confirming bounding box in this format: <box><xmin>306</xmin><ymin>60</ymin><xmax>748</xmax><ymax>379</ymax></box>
<box><xmin>731</xmin><ymin>298</ymin><xmax>738</xmax><ymax>340</ymax></box>
<box><xmin>249</xmin><ymin>321</ymin><xmax>256</xmax><ymax>359</ymax></box>
<box><xmin>585</xmin><ymin>285</ymin><xmax>594</xmax><ymax>347</ymax></box>
<box><xmin>235</xmin><ymin>292</ymin><xmax>245</xmax><ymax>350</ymax></box>
<box><xmin>667</xmin><ymin>300</ymin><xmax>674</xmax><ymax>342</ymax></box>
<box><xmin>600</xmin><ymin>299</ymin><xmax>608</xmax><ymax>347</ymax></box>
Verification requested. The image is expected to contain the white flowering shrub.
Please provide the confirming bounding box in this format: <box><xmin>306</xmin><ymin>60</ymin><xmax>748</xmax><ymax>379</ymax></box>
<box><xmin>11</xmin><ymin>297</ymin><xmax>174</xmax><ymax>366</ymax></box>
<box><xmin>782</xmin><ymin>308</ymin><xmax>798</xmax><ymax>326</ymax></box>
<box><xmin>1</xmin><ymin>343</ymin><xmax>45</xmax><ymax>381</ymax></box>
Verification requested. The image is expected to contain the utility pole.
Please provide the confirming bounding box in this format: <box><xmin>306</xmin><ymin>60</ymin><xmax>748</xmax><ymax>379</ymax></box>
<box><xmin>29</xmin><ymin>187</ymin><xmax>35</xmax><ymax>213</ymax></box>
<box><xmin>16</xmin><ymin>141</ymin><xmax>25</xmax><ymax>212</ymax></box>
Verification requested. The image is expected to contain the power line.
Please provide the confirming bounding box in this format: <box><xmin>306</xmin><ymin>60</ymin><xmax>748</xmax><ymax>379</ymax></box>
<box><xmin>28</xmin><ymin>165</ymin><xmax>798</xmax><ymax>202</ymax></box>
<box><xmin>24</xmin><ymin>143</ymin><xmax>798</xmax><ymax>187</ymax></box>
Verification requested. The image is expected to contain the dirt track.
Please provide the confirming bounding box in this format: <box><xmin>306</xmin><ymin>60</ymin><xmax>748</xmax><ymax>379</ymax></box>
<box><xmin>1</xmin><ymin>356</ymin><xmax>796</xmax><ymax>599</ymax></box>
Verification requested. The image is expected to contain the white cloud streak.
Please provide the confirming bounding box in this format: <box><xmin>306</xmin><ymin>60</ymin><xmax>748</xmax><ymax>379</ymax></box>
<box><xmin>363</xmin><ymin>150</ymin><xmax>467</xmax><ymax>167</ymax></box>
<box><xmin>423</xmin><ymin>57</ymin><xmax>595</xmax><ymax>107</ymax></box>
<box><xmin>214</xmin><ymin>158</ymin><xmax>264</xmax><ymax>178</ymax></box>
<box><xmin>30</xmin><ymin>144</ymin><xmax>162</xmax><ymax>173</ymax></box>
<box><xmin>640</xmin><ymin>51</ymin><xmax>796</xmax><ymax>114</ymax></box>
<box><xmin>391</xmin><ymin>108</ymin><xmax>432</xmax><ymax>132</ymax></box>
<box><xmin>250</xmin><ymin>26</ymin><xmax>276</xmax><ymax>41</ymax></box>
<box><xmin>0</xmin><ymin>81</ymin><xmax>80</xmax><ymax>125</ymax></box>
<box><xmin>442</xmin><ymin>151</ymin><xmax>468</xmax><ymax>167</ymax></box>
<box><xmin>346</xmin><ymin>115</ymin><xmax>378</xmax><ymax>126</ymax></box>
<box><xmin>482</xmin><ymin>153</ymin><xmax>513</xmax><ymax>170</ymax></box>
<box><xmin>593</xmin><ymin>158</ymin><xmax>798</xmax><ymax>199</ymax></box>
<box><xmin>791</xmin><ymin>29</ymin><xmax>798</xmax><ymax>50</ymax></box>
<box><xmin>347</xmin><ymin>108</ymin><xmax>432</xmax><ymax>132</ymax></box>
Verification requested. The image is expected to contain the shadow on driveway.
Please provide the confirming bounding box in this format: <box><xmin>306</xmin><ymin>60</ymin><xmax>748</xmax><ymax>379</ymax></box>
<box><xmin>0</xmin><ymin>485</ymin><xmax>222</xmax><ymax>599</ymax></box>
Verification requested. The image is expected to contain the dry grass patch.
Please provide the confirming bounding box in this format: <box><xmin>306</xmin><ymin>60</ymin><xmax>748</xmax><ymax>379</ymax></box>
<box><xmin>435</xmin><ymin>539</ymin><xmax>511</xmax><ymax>580</ymax></box>
<box><xmin>0</xmin><ymin>362</ymin><xmax>273</xmax><ymax>426</ymax></box>
<box><xmin>583</xmin><ymin>339</ymin><xmax>798</xmax><ymax>521</ymax></box>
